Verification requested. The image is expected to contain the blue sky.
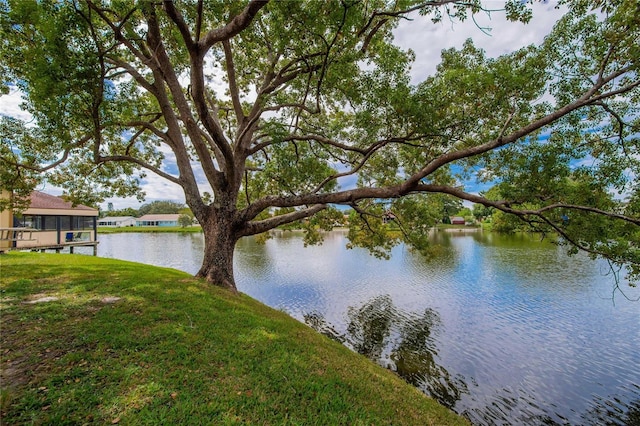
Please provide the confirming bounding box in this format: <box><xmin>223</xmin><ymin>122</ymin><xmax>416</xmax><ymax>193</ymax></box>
<box><xmin>0</xmin><ymin>2</ymin><xmax>567</xmax><ymax>210</ymax></box>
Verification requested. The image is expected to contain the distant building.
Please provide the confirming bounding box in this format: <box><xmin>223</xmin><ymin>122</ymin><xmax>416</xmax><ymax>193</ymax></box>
<box><xmin>136</xmin><ymin>214</ymin><xmax>180</xmax><ymax>227</ymax></box>
<box><xmin>1</xmin><ymin>190</ymin><xmax>98</xmax><ymax>251</ymax></box>
<box><xmin>450</xmin><ymin>216</ymin><xmax>466</xmax><ymax>225</ymax></box>
<box><xmin>97</xmin><ymin>216</ymin><xmax>136</xmax><ymax>227</ymax></box>
<box><xmin>382</xmin><ymin>211</ymin><xmax>397</xmax><ymax>224</ymax></box>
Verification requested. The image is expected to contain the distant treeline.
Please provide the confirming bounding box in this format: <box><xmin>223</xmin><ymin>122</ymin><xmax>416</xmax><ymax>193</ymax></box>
<box><xmin>101</xmin><ymin>200</ymin><xmax>190</xmax><ymax>218</ymax></box>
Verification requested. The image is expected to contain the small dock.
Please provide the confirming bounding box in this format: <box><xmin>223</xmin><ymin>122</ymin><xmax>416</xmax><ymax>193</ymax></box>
<box><xmin>0</xmin><ymin>228</ymin><xmax>98</xmax><ymax>255</ymax></box>
<box><xmin>14</xmin><ymin>241</ymin><xmax>98</xmax><ymax>255</ymax></box>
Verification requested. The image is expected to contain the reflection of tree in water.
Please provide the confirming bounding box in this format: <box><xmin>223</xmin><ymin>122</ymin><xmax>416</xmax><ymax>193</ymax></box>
<box><xmin>462</xmin><ymin>392</ymin><xmax>569</xmax><ymax>426</ymax></box>
<box><xmin>623</xmin><ymin>400</ymin><xmax>640</xmax><ymax>426</ymax></box>
<box><xmin>303</xmin><ymin>311</ymin><xmax>345</xmax><ymax>344</ymax></box>
<box><xmin>307</xmin><ymin>298</ymin><xmax>640</xmax><ymax>425</ymax></box>
<box><xmin>347</xmin><ymin>295</ymin><xmax>394</xmax><ymax>360</ymax></box>
<box><xmin>234</xmin><ymin>237</ymin><xmax>271</xmax><ymax>277</ymax></box>
<box><xmin>582</xmin><ymin>392</ymin><xmax>640</xmax><ymax>426</ymax></box>
<box><xmin>304</xmin><ymin>295</ymin><xmax>467</xmax><ymax>409</ymax></box>
<box><xmin>461</xmin><ymin>385</ymin><xmax>640</xmax><ymax>426</ymax></box>
<box><xmin>390</xmin><ymin>308</ymin><xmax>467</xmax><ymax>409</ymax></box>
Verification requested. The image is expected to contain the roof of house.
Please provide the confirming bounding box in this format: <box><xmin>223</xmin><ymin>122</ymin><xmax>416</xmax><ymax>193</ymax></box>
<box><xmin>450</xmin><ymin>216</ymin><xmax>465</xmax><ymax>222</ymax></box>
<box><xmin>97</xmin><ymin>216</ymin><xmax>136</xmax><ymax>222</ymax></box>
<box><xmin>29</xmin><ymin>191</ymin><xmax>97</xmax><ymax>212</ymax></box>
<box><xmin>136</xmin><ymin>214</ymin><xmax>181</xmax><ymax>221</ymax></box>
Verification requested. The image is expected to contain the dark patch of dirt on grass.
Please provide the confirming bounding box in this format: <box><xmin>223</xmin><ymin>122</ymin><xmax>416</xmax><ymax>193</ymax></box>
<box><xmin>1</xmin><ymin>354</ymin><xmax>31</xmax><ymax>389</ymax></box>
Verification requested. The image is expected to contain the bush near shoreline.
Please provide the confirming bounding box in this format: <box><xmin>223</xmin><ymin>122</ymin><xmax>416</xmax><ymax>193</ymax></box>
<box><xmin>0</xmin><ymin>253</ymin><xmax>467</xmax><ymax>425</ymax></box>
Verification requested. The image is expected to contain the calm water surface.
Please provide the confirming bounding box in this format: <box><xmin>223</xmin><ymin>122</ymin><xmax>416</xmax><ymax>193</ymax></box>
<box><xmin>94</xmin><ymin>230</ymin><xmax>640</xmax><ymax>425</ymax></box>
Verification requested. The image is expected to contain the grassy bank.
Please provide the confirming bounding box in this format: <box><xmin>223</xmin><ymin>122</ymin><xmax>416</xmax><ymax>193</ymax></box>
<box><xmin>0</xmin><ymin>253</ymin><xmax>467</xmax><ymax>425</ymax></box>
<box><xmin>98</xmin><ymin>226</ymin><xmax>203</xmax><ymax>234</ymax></box>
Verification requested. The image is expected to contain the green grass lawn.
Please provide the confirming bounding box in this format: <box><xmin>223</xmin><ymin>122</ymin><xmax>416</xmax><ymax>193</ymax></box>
<box><xmin>0</xmin><ymin>253</ymin><xmax>467</xmax><ymax>425</ymax></box>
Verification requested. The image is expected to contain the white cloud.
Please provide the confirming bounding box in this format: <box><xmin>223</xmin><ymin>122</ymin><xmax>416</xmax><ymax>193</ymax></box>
<box><xmin>394</xmin><ymin>1</ymin><xmax>567</xmax><ymax>83</ymax></box>
<box><xmin>101</xmin><ymin>159</ymin><xmax>215</xmax><ymax>210</ymax></box>
<box><xmin>101</xmin><ymin>171</ymin><xmax>185</xmax><ymax>210</ymax></box>
<box><xmin>0</xmin><ymin>87</ymin><xmax>33</xmax><ymax>122</ymax></box>
<box><xmin>139</xmin><ymin>172</ymin><xmax>185</xmax><ymax>201</ymax></box>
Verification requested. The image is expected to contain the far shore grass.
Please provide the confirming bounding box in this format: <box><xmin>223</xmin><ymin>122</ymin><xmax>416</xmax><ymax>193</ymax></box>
<box><xmin>0</xmin><ymin>253</ymin><xmax>467</xmax><ymax>425</ymax></box>
<box><xmin>97</xmin><ymin>223</ymin><xmax>478</xmax><ymax>234</ymax></box>
<box><xmin>98</xmin><ymin>225</ymin><xmax>203</xmax><ymax>233</ymax></box>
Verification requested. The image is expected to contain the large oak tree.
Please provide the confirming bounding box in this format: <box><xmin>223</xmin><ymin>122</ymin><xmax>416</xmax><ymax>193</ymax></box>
<box><xmin>1</xmin><ymin>0</ymin><xmax>638</xmax><ymax>292</ymax></box>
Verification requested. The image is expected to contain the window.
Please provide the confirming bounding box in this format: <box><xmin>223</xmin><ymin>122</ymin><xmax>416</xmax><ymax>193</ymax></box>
<box><xmin>139</xmin><ymin>220</ymin><xmax>158</xmax><ymax>226</ymax></box>
<box><xmin>85</xmin><ymin>217</ymin><xmax>95</xmax><ymax>229</ymax></box>
<box><xmin>18</xmin><ymin>215</ymin><xmax>45</xmax><ymax>230</ymax></box>
<box><xmin>42</xmin><ymin>216</ymin><xmax>57</xmax><ymax>230</ymax></box>
<box><xmin>72</xmin><ymin>216</ymin><xmax>95</xmax><ymax>230</ymax></box>
<box><xmin>60</xmin><ymin>216</ymin><xmax>71</xmax><ymax>230</ymax></box>
<box><xmin>15</xmin><ymin>215</ymin><xmax>94</xmax><ymax>230</ymax></box>
<box><xmin>19</xmin><ymin>215</ymin><xmax>57</xmax><ymax>230</ymax></box>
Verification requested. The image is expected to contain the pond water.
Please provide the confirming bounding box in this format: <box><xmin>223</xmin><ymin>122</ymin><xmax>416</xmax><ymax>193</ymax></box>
<box><xmin>90</xmin><ymin>230</ymin><xmax>639</xmax><ymax>425</ymax></box>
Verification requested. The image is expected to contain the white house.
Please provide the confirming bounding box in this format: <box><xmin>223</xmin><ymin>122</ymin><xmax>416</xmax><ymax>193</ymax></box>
<box><xmin>97</xmin><ymin>216</ymin><xmax>136</xmax><ymax>227</ymax></box>
<box><xmin>136</xmin><ymin>214</ymin><xmax>181</xmax><ymax>227</ymax></box>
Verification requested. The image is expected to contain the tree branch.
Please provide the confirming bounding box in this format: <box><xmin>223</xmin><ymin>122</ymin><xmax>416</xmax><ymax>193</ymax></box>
<box><xmin>105</xmin><ymin>57</ymin><xmax>157</xmax><ymax>95</ymax></box>
<box><xmin>123</xmin><ymin>117</ymin><xmax>173</xmax><ymax>145</ymax></box>
<box><xmin>241</xmin><ymin>204</ymin><xmax>327</xmax><ymax>236</ymax></box>
<box><xmin>222</xmin><ymin>39</ymin><xmax>245</xmax><ymax>126</ymax></box>
<box><xmin>537</xmin><ymin>203</ymin><xmax>640</xmax><ymax>226</ymax></box>
<box><xmin>199</xmin><ymin>0</ymin><xmax>269</xmax><ymax>49</ymax></box>
<box><xmin>260</xmin><ymin>63</ymin><xmax>324</xmax><ymax>96</ymax></box>
<box><xmin>86</xmin><ymin>1</ymin><xmax>151</xmax><ymax>67</ymax></box>
<box><xmin>260</xmin><ymin>103</ymin><xmax>320</xmax><ymax>115</ymax></box>
<box><xmin>249</xmin><ymin>133</ymin><xmax>367</xmax><ymax>156</ymax></box>
<box><xmin>402</xmin><ymin>68</ymin><xmax>635</xmax><ymax>190</ymax></box>
<box><xmin>163</xmin><ymin>1</ymin><xmax>194</xmax><ymax>48</ymax></box>
<box><xmin>536</xmin><ymin>214</ymin><xmax>618</xmax><ymax>261</ymax></box>
<box><xmin>587</xmin><ymin>79</ymin><xmax>640</xmax><ymax>105</ymax></box>
<box><xmin>98</xmin><ymin>155</ymin><xmax>182</xmax><ymax>185</ymax></box>
<box><xmin>0</xmin><ymin>134</ymin><xmax>93</xmax><ymax>173</ymax></box>
<box><xmin>415</xmin><ymin>184</ymin><xmax>640</xmax><ymax>226</ymax></box>
<box><xmin>195</xmin><ymin>0</ymin><xmax>204</xmax><ymax>41</ymax></box>
<box><xmin>144</xmin><ymin>5</ymin><xmax>222</xmax><ymax>192</ymax></box>
<box><xmin>239</xmin><ymin>185</ymin><xmax>409</xmax><ymax>222</ymax></box>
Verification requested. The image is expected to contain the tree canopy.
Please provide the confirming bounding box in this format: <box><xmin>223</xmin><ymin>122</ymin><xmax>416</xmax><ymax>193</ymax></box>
<box><xmin>1</xmin><ymin>0</ymin><xmax>638</xmax><ymax>291</ymax></box>
<box><xmin>137</xmin><ymin>200</ymin><xmax>186</xmax><ymax>216</ymax></box>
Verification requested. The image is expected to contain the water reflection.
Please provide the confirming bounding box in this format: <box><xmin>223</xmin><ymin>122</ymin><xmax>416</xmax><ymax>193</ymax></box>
<box><xmin>305</xmin><ymin>296</ymin><xmax>468</xmax><ymax>409</ymax></box>
<box><xmin>583</xmin><ymin>388</ymin><xmax>640</xmax><ymax>426</ymax></box>
<box><xmin>391</xmin><ymin>308</ymin><xmax>468</xmax><ymax>409</ymax></box>
<box><xmin>347</xmin><ymin>295</ymin><xmax>394</xmax><ymax>360</ymax></box>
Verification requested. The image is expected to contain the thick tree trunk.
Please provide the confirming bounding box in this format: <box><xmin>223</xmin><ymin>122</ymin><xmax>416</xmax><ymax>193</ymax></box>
<box><xmin>195</xmin><ymin>216</ymin><xmax>240</xmax><ymax>293</ymax></box>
